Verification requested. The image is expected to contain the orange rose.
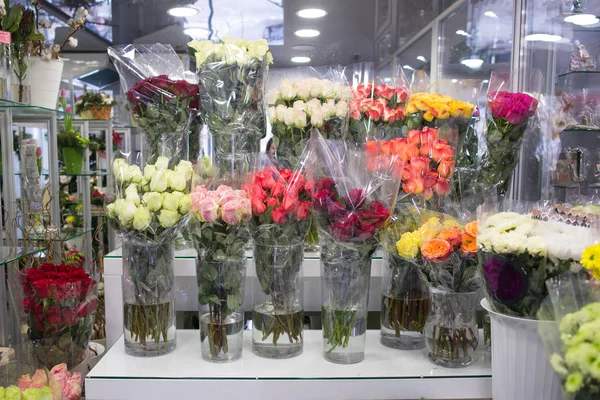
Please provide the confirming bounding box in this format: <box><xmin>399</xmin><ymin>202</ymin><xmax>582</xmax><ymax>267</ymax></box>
<box><xmin>464</xmin><ymin>221</ymin><xmax>478</xmax><ymax>238</ymax></box>
<box><xmin>437</xmin><ymin>226</ymin><xmax>462</xmax><ymax>247</ymax></box>
<box><xmin>461</xmin><ymin>233</ymin><xmax>477</xmax><ymax>255</ymax></box>
<box><xmin>406</xmin><ymin>129</ymin><xmax>421</xmax><ymax>145</ymax></box>
<box><xmin>421</xmin><ymin>238</ymin><xmax>453</xmax><ymax>262</ymax></box>
<box><xmin>437</xmin><ymin>159</ymin><xmax>455</xmax><ymax>178</ymax></box>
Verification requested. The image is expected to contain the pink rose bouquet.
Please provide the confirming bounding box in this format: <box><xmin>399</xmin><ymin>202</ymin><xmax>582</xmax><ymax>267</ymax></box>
<box><xmin>188</xmin><ymin>184</ymin><xmax>251</xmax><ymax>361</ymax></box>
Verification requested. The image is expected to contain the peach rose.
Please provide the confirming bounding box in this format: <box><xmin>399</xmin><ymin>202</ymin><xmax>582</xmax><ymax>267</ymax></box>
<box><xmin>461</xmin><ymin>233</ymin><xmax>477</xmax><ymax>255</ymax></box>
<box><xmin>437</xmin><ymin>226</ymin><xmax>463</xmax><ymax>247</ymax></box>
<box><xmin>421</xmin><ymin>238</ymin><xmax>453</xmax><ymax>262</ymax></box>
<box><xmin>464</xmin><ymin>221</ymin><xmax>478</xmax><ymax>238</ymax></box>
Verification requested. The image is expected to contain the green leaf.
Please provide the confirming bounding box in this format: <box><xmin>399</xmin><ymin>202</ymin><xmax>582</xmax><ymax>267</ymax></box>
<box><xmin>227</xmin><ymin>294</ymin><xmax>239</xmax><ymax>310</ymax></box>
<box><xmin>198</xmin><ymin>294</ymin><xmax>208</xmax><ymax>305</ymax></box>
<box><xmin>202</xmin><ymin>264</ymin><xmax>218</xmax><ymax>281</ymax></box>
<box><xmin>208</xmin><ymin>295</ymin><xmax>221</xmax><ymax>304</ymax></box>
<box><xmin>202</xmin><ymin>228</ymin><xmax>213</xmax><ymax>240</ymax></box>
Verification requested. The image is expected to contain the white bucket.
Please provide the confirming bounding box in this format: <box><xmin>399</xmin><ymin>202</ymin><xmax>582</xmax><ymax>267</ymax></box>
<box><xmin>29</xmin><ymin>58</ymin><xmax>64</xmax><ymax>110</ymax></box>
<box><xmin>481</xmin><ymin>298</ymin><xmax>562</xmax><ymax>400</ymax></box>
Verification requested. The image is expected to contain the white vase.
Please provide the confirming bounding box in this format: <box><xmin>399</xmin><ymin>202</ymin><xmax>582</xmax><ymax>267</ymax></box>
<box><xmin>29</xmin><ymin>58</ymin><xmax>63</xmax><ymax>109</ymax></box>
<box><xmin>481</xmin><ymin>299</ymin><xmax>562</xmax><ymax>400</ymax></box>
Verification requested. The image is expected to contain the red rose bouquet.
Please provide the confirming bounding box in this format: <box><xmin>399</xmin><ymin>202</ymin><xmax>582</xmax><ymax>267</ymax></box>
<box><xmin>245</xmin><ymin>159</ymin><xmax>312</xmax><ymax>358</ymax></box>
<box><xmin>19</xmin><ymin>263</ymin><xmax>97</xmax><ymax>369</ymax></box>
<box><xmin>349</xmin><ymin>82</ymin><xmax>409</xmax><ymax>142</ymax></box>
<box><xmin>307</xmin><ymin>133</ymin><xmax>401</xmax><ymax>363</ymax></box>
<box><xmin>108</xmin><ymin>44</ymin><xmax>199</xmax><ymax>164</ymax></box>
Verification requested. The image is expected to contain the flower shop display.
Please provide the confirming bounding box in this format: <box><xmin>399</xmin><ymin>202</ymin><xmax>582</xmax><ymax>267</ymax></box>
<box><xmin>365</xmin><ymin>126</ymin><xmax>456</xmax><ymax>206</ymax></box>
<box><xmin>15</xmin><ymin>363</ymin><xmax>83</xmax><ymax>400</ymax></box>
<box><xmin>246</xmin><ymin>161</ymin><xmax>312</xmax><ymax>358</ymax></box>
<box><xmin>307</xmin><ymin>134</ymin><xmax>401</xmax><ymax>364</ymax></box>
<box><xmin>57</xmin><ymin>95</ymin><xmax>94</xmax><ymax>175</ymax></box>
<box><xmin>108</xmin><ymin>43</ymin><xmax>199</xmax><ymax>165</ymax></box>
<box><xmin>16</xmin><ymin>262</ymin><xmax>97</xmax><ymax>370</ymax></box>
<box><xmin>267</xmin><ymin>74</ymin><xmax>352</xmax><ymax>168</ymax></box>
<box><xmin>478</xmin><ymin>202</ymin><xmax>598</xmax><ymax>318</ymax></box>
<box><xmin>188</xmin><ymin>184</ymin><xmax>251</xmax><ymax>362</ymax></box>
<box><xmin>74</xmin><ymin>92</ymin><xmax>117</xmax><ymax>120</ymax></box>
<box><xmin>348</xmin><ymin>81</ymin><xmax>409</xmax><ymax>142</ymax></box>
<box><xmin>106</xmin><ymin>156</ymin><xmax>194</xmax><ymax>356</ymax></box>
<box><xmin>91</xmin><ymin>186</ymin><xmax>105</xmax><ymax>206</ymax></box>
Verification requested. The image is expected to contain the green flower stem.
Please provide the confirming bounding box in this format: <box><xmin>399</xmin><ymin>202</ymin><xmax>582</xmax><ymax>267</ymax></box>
<box><xmin>322</xmin><ymin>308</ymin><xmax>358</xmax><ymax>354</ymax></box>
<box><xmin>127</xmin><ymin>302</ymin><xmax>170</xmax><ymax>349</ymax></box>
<box><xmin>428</xmin><ymin>325</ymin><xmax>478</xmax><ymax>361</ymax></box>
<box><xmin>384</xmin><ymin>295</ymin><xmax>429</xmax><ymax>337</ymax></box>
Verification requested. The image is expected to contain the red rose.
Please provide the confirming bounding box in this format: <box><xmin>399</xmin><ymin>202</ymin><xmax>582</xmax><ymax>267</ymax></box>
<box><xmin>271</xmin><ymin>182</ymin><xmax>285</xmax><ymax>198</ymax></box>
<box><xmin>251</xmin><ymin>172</ymin><xmax>264</xmax><ymax>186</ymax></box>
<box><xmin>315</xmin><ymin>178</ymin><xmax>335</xmax><ymax>192</ymax></box>
<box><xmin>433</xmin><ymin>177</ymin><xmax>450</xmax><ymax>195</ymax></box>
<box><xmin>251</xmin><ymin>183</ymin><xmax>267</xmax><ymax>201</ymax></box>
<box><xmin>262</xmin><ymin>173</ymin><xmax>276</xmax><ymax>190</ymax></box>
<box><xmin>423</xmin><ymin>171</ymin><xmax>439</xmax><ymax>189</ymax></box>
<box><xmin>366</xmin><ymin>107</ymin><xmax>381</xmax><ymax>121</ymax></box>
<box><xmin>266</xmin><ymin>197</ymin><xmax>280</xmax><ymax>208</ymax></box>
<box><xmin>45</xmin><ymin>306</ymin><xmax>62</xmax><ymax>326</ymax></box>
<box><xmin>81</xmin><ymin>278</ymin><xmax>95</xmax><ymax>297</ymax></box>
<box><xmin>327</xmin><ymin>200</ymin><xmax>347</xmax><ymax>220</ymax></box>
<box><xmin>23</xmin><ymin>297</ymin><xmax>37</xmax><ymax>314</ymax></box>
<box><xmin>331</xmin><ymin>213</ymin><xmax>359</xmax><ymax>241</ymax></box>
<box><xmin>32</xmin><ymin>279</ymin><xmax>52</xmax><ymax>299</ymax></box>
<box><xmin>396</xmin><ymin>87</ymin><xmax>409</xmax><ymax>102</ymax></box>
<box><xmin>271</xmin><ymin>207</ymin><xmax>287</xmax><ymax>224</ymax></box>
<box><xmin>348</xmin><ymin>188</ymin><xmax>366</xmax><ymax>208</ymax></box>
<box><xmin>313</xmin><ymin>189</ymin><xmax>333</xmax><ymax>211</ymax></box>
<box><xmin>304</xmin><ymin>179</ymin><xmax>315</xmax><ymax>195</ymax></box>
<box><xmin>78</xmin><ymin>298</ymin><xmax>98</xmax><ymax>318</ymax></box>
<box><xmin>251</xmin><ymin>196</ymin><xmax>267</xmax><ymax>215</ymax></box>
<box><xmin>41</xmin><ymin>263</ymin><xmax>56</xmax><ymax>272</ymax></box>
<box><xmin>53</xmin><ymin>281</ymin><xmax>69</xmax><ymax>302</ymax></box>
<box><xmin>279</xmin><ymin>169</ymin><xmax>293</xmax><ymax>182</ymax></box>
<box><xmin>62</xmin><ymin>307</ymin><xmax>79</xmax><ymax>325</ymax></box>
<box><xmin>296</xmin><ymin>202</ymin><xmax>311</xmax><ymax>221</ymax></box>
<box><xmin>283</xmin><ymin>193</ymin><xmax>298</xmax><ymax>213</ymax></box>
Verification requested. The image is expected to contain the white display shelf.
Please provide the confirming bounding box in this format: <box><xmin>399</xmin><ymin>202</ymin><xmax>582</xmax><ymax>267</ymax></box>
<box><xmin>86</xmin><ymin>330</ymin><xmax>492</xmax><ymax>400</ymax></box>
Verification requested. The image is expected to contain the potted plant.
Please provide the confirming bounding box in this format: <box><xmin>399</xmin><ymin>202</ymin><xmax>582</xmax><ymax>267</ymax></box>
<box><xmin>58</xmin><ymin>95</ymin><xmax>97</xmax><ymax>174</ymax></box>
<box><xmin>75</xmin><ymin>92</ymin><xmax>117</xmax><ymax>120</ymax></box>
<box><xmin>1</xmin><ymin>0</ymin><xmax>88</xmax><ymax>107</ymax></box>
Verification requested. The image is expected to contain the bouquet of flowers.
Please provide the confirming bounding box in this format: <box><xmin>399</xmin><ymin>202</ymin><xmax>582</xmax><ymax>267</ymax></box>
<box><xmin>478</xmin><ymin>202</ymin><xmax>598</xmax><ymax>318</ymax></box>
<box><xmin>404</xmin><ymin>92</ymin><xmax>475</xmax><ymax>132</ymax></box>
<box><xmin>108</xmin><ymin>44</ymin><xmax>198</xmax><ymax>165</ymax></box>
<box><xmin>245</xmin><ymin>159</ymin><xmax>312</xmax><ymax>358</ymax></box>
<box><xmin>188</xmin><ymin>184</ymin><xmax>251</xmax><ymax>361</ymax></box>
<box><xmin>478</xmin><ymin>89</ymin><xmax>538</xmax><ymax>195</ymax></box>
<box><xmin>1</xmin><ymin>362</ymin><xmax>84</xmax><ymax>400</ymax></box>
<box><xmin>74</xmin><ymin>92</ymin><xmax>117</xmax><ymax>120</ymax></box>
<box><xmin>18</xmin><ymin>263</ymin><xmax>97</xmax><ymax>370</ymax></box>
<box><xmin>267</xmin><ymin>75</ymin><xmax>352</xmax><ymax>168</ymax></box>
<box><xmin>307</xmin><ymin>134</ymin><xmax>401</xmax><ymax>363</ymax></box>
<box><xmin>189</xmin><ymin>37</ymin><xmax>272</xmax><ymax>155</ymax></box>
<box><xmin>106</xmin><ymin>156</ymin><xmax>193</xmax><ymax>355</ymax></box>
<box><xmin>538</xmin><ymin>274</ymin><xmax>600</xmax><ymax>400</ymax></box>
<box><xmin>581</xmin><ymin>243</ymin><xmax>600</xmax><ymax>280</ymax></box>
<box><xmin>365</xmin><ymin>126</ymin><xmax>456</xmax><ymax>204</ymax></box>
<box><xmin>348</xmin><ymin>82</ymin><xmax>409</xmax><ymax>142</ymax></box>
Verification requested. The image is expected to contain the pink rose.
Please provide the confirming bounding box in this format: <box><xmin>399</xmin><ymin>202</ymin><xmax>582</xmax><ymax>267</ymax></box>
<box><xmin>191</xmin><ymin>191</ymin><xmax>206</xmax><ymax>214</ymax></box>
<box><xmin>239</xmin><ymin>198</ymin><xmax>252</xmax><ymax>221</ymax></box>
<box><xmin>18</xmin><ymin>374</ymin><xmax>33</xmax><ymax>391</ymax></box>
<box><xmin>51</xmin><ymin>363</ymin><xmax>69</xmax><ymax>376</ymax></box>
<box><xmin>64</xmin><ymin>374</ymin><xmax>83</xmax><ymax>400</ymax></box>
<box><xmin>197</xmin><ymin>197</ymin><xmax>220</xmax><ymax>222</ymax></box>
<box><xmin>217</xmin><ymin>189</ymin><xmax>239</xmax><ymax>205</ymax></box>
<box><xmin>192</xmin><ymin>185</ymin><xmax>208</xmax><ymax>194</ymax></box>
<box><xmin>221</xmin><ymin>200</ymin><xmax>243</xmax><ymax>225</ymax></box>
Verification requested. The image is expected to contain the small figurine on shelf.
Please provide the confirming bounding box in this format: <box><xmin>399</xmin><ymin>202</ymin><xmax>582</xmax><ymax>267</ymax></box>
<box><xmin>569</xmin><ymin>40</ymin><xmax>597</xmax><ymax>72</ymax></box>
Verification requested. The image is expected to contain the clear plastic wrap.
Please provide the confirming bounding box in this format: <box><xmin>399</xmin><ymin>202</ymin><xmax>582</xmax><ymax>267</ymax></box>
<box><xmin>348</xmin><ymin>63</ymin><xmax>410</xmax><ymax>142</ymax></box>
<box><xmin>108</xmin><ymin>44</ymin><xmax>198</xmax><ymax>164</ymax></box>
<box><xmin>478</xmin><ymin>201</ymin><xmax>598</xmax><ymax>318</ymax></box>
<box><xmin>267</xmin><ymin>66</ymin><xmax>352</xmax><ymax>169</ymax></box>
<box><xmin>538</xmin><ymin>275</ymin><xmax>600</xmax><ymax>400</ymax></box>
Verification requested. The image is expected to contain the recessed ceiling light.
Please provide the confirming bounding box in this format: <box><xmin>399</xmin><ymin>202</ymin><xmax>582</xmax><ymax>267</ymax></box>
<box><xmin>168</xmin><ymin>7</ymin><xmax>198</xmax><ymax>17</ymax></box>
<box><xmin>524</xmin><ymin>33</ymin><xmax>563</xmax><ymax>42</ymax></box>
<box><xmin>291</xmin><ymin>56</ymin><xmax>311</xmax><ymax>63</ymax></box>
<box><xmin>565</xmin><ymin>14</ymin><xmax>599</xmax><ymax>26</ymax></box>
<box><xmin>456</xmin><ymin>29</ymin><xmax>471</xmax><ymax>37</ymax></box>
<box><xmin>416</xmin><ymin>56</ymin><xmax>426</xmax><ymax>62</ymax></box>
<box><xmin>461</xmin><ymin>58</ymin><xmax>484</xmax><ymax>69</ymax></box>
<box><xmin>483</xmin><ymin>79</ymin><xmax>489</xmax><ymax>83</ymax></box>
<box><xmin>292</xmin><ymin>45</ymin><xmax>316</xmax><ymax>51</ymax></box>
<box><xmin>451</xmin><ymin>79</ymin><xmax>458</xmax><ymax>83</ymax></box>
<box><xmin>484</xmin><ymin>11</ymin><xmax>498</xmax><ymax>18</ymax></box>
<box><xmin>295</xmin><ymin>29</ymin><xmax>320</xmax><ymax>38</ymax></box>
<box><xmin>296</xmin><ymin>8</ymin><xmax>327</xmax><ymax>19</ymax></box>
<box><xmin>403</xmin><ymin>65</ymin><xmax>414</xmax><ymax>70</ymax></box>
<box><xmin>184</xmin><ymin>28</ymin><xmax>210</xmax><ymax>38</ymax></box>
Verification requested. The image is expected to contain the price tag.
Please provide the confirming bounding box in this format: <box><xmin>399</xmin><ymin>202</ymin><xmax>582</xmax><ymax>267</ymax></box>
<box><xmin>0</xmin><ymin>31</ymin><xmax>10</xmax><ymax>45</ymax></box>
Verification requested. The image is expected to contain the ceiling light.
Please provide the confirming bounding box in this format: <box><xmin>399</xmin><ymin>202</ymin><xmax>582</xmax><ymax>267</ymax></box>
<box><xmin>168</xmin><ymin>7</ymin><xmax>198</xmax><ymax>17</ymax></box>
<box><xmin>524</xmin><ymin>33</ymin><xmax>563</xmax><ymax>42</ymax></box>
<box><xmin>461</xmin><ymin>58</ymin><xmax>484</xmax><ymax>69</ymax></box>
<box><xmin>456</xmin><ymin>29</ymin><xmax>471</xmax><ymax>37</ymax></box>
<box><xmin>484</xmin><ymin>11</ymin><xmax>498</xmax><ymax>18</ymax></box>
<box><xmin>416</xmin><ymin>56</ymin><xmax>427</xmax><ymax>62</ymax></box>
<box><xmin>296</xmin><ymin>8</ymin><xmax>327</xmax><ymax>19</ymax></box>
<box><xmin>451</xmin><ymin>79</ymin><xmax>458</xmax><ymax>83</ymax></box>
<box><xmin>291</xmin><ymin>56</ymin><xmax>311</xmax><ymax>63</ymax></box>
<box><xmin>295</xmin><ymin>29</ymin><xmax>320</xmax><ymax>38</ymax></box>
<box><xmin>565</xmin><ymin>14</ymin><xmax>599</xmax><ymax>26</ymax></box>
<box><xmin>292</xmin><ymin>45</ymin><xmax>316</xmax><ymax>51</ymax></box>
<box><xmin>184</xmin><ymin>28</ymin><xmax>210</xmax><ymax>38</ymax></box>
<box><xmin>483</xmin><ymin>79</ymin><xmax>489</xmax><ymax>83</ymax></box>
<box><xmin>403</xmin><ymin>65</ymin><xmax>414</xmax><ymax>70</ymax></box>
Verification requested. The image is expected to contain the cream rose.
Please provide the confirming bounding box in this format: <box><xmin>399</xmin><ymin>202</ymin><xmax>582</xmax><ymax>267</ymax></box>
<box><xmin>132</xmin><ymin>206</ymin><xmax>151</xmax><ymax>231</ymax></box>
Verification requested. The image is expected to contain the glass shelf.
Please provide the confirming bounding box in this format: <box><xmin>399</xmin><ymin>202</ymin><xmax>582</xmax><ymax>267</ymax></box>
<box><xmin>557</xmin><ymin>70</ymin><xmax>600</xmax><ymax>78</ymax></box>
<box><xmin>560</xmin><ymin>126</ymin><xmax>600</xmax><ymax>133</ymax></box>
<box><xmin>0</xmin><ymin>99</ymin><xmax>69</xmax><ymax>117</ymax></box>
<box><xmin>15</xmin><ymin>169</ymin><xmax>108</xmax><ymax>177</ymax></box>
<box><xmin>552</xmin><ymin>184</ymin><xmax>600</xmax><ymax>189</ymax></box>
<box><xmin>25</xmin><ymin>227</ymin><xmax>93</xmax><ymax>242</ymax></box>
<box><xmin>0</xmin><ymin>246</ymin><xmax>46</xmax><ymax>266</ymax></box>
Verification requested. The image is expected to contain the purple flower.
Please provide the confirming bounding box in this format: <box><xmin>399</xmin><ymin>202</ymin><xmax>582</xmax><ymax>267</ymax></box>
<box><xmin>482</xmin><ymin>256</ymin><xmax>526</xmax><ymax>302</ymax></box>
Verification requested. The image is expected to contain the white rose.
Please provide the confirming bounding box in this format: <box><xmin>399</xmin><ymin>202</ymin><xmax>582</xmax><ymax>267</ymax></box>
<box><xmin>335</xmin><ymin>101</ymin><xmax>348</xmax><ymax>118</ymax></box>
<box><xmin>154</xmin><ymin>156</ymin><xmax>169</xmax><ymax>170</ymax></box>
<box><xmin>162</xmin><ymin>193</ymin><xmax>179</xmax><ymax>211</ymax></box>
<box><xmin>144</xmin><ymin>164</ymin><xmax>156</xmax><ymax>180</ymax></box>
<box><xmin>283</xmin><ymin>107</ymin><xmax>294</xmax><ymax>126</ymax></box>
<box><xmin>175</xmin><ymin>160</ymin><xmax>194</xmax><ymax>181</ymax></box>
<box><xmin>179</xmin><ymin>195</ymin><xmax>191</xmax><ymax>215</ymax></box>
<box><xmin>132</xmin><ymin>206</ymin><xmax>152</xmax><ymax>231</ymax></box>
<box><xmin>311</xmin><ymin>110</ymin><xmax>324</xmax><ymax>128</ymax></box>
<box><xmin>275</xmin><ymin>104</ymin><xmax>286</xmax><ymax>121</ymax></box>
<box><xmin>143</xmin><ymin>192</ymin><xmax>163</xmax><ymax>212</ymax></box>
<box><xmin>321</xmin><ymin>81</ymin><xmax>336</xmax><ymax>98</ymax></box>
<box><xmin>158</xmin><ymin>209</ymin><xmax>180</xmax><ymax>228</ymax></box>
<box><xmin>127</xmin><ymin>165</ymin><xmax>143</xmax><ymax>183</ymax></box>
<box><xmin>309</xmin><ymin>79</ymin><xmax>323</xmax><ymax>98</ymax></box>
<box><xmin>293</xmin><ymin>110</ymin><xmax>307</xmax><ymax>129</ymax></box>
<box><xmin>169</xmin><ymin>171</ymin><xmax>187</xmax><ymax>192</ymax></box>
<box><xmin>105</xmin><ymin>203</ymin><xmax>116</xmax><ymax>218</ymax></box>
<box><xmin>112</xmin><ymin>159</ymin><xmax>128</xmax><ymax>183</ymax></box>
<box><xmin>322</xmin><ymin>102</ymin><xmax>335</xmax><ymax>118</ymax></box>
<box><xmin>296</xmin><ymin>82</ymin><xmax>310</xmax><ymax>100</ymax></box>
<box><xmin>280</xmin><ymin>79</ymin><xmax>294</xmax><ymax>100</ymax></box>
<box><xmin>268</xmin><ymin>89</ymin><xmax>279</xmax><ymax>106</ymax></box>
<box><xmin>250</xmin><ymin>39</ymin><xmax>269</xmax><ymax>59</ymax></box>
<box><xmin>118</xmin><ymin>201</ymin><xmax>137</xmax><ymax>227</ymax></box>
<box><xmin>125</xmin><ymin>184</ymin><xmax>140</xmax><ymax>206</ymax></box>
<box><xmin>268</xmin><ymin>106</ymin><xmax>277</xmax><ymax>123</ymax></box>
<box><xmin>150</xmin><ymin>169</ymin><xmax>168</xmax><ymax>193</ymax></box>
<box><xmin>189</xmin><ymin>40</ymin><xmax>215</xmax><ymax>66</ymax></box>
<box><xmin>293</xmin><ymin>100</ymin><xmax>306</xmax><ymax>111</ymax></box>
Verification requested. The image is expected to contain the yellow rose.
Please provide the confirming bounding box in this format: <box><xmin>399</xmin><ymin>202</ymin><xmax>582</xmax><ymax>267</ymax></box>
<box><xmin>396</xmin><ymin>231</ymin><xmax>421</xmax><ymax>259</ymax></box>
<box><xmin>418</xmin><ymin>217</ymin><xmax>444</xmax><ymax>241</ymax></box>
<box><xmin>423</xmin><ymin>111</ymin><xmax>434</xmax><ymax>122</ymax></box>
<box><xmin>443</xmin><ymin>219</ymin><xmax>462</xmax><ymax>229</ymax></box>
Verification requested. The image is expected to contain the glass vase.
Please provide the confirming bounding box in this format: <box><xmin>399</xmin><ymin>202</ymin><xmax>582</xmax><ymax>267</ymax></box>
<box><xmin>425</xmin><ymin>288</ymin><xmax>479</xmax><ymax>368</ymax></box>
<box><xmin>321</xmin><ymin>238</ymin><xmax>373</xmax><ymax>364</ymax></box>
<box><xmin>380</xmin><ymin>253</ymin><xmax>430</xmax><ymax>350</ymax></box>
<box><xmin>122</xmin><ymin>240</ymin><xmax>176</xmax><ymax>357</ymax></box>
<box><xmin>252</xmin><ymin>242</ymin><xmax>304</xmax><ymax>359</ymax></box>
<box><xmin>304</xmin><ymin>216</ymin><xmax>320</xmax><ymax>252</ymax></box>
<box><xmin>197</xmin><ymin>259</ymin><xmax>246</xmax><ymax>362</ymax></box>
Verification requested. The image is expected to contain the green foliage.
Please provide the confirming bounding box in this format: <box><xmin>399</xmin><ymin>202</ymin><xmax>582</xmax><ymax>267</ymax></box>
<box><xmin>75</xmin><ymin>92</ymin><xmax>117</xmax><ymax>113</ymax></box>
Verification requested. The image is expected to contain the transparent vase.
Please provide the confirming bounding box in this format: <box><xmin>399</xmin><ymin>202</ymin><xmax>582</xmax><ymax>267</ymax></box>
<box><xmin>425</xmin><ymin>288</ymin><xmax>479</xmax><ymax>368</ymax></box>
<box><xmin>252</xmin><ymin>242</ymin><xmax>304</xmax><ymax>359</ymax></box>
<box><xmin>122</xmin><ymin>240</ymin><xmax>176</xmax><ymax>357</ymax></box>
<box><xmin>380</xmin><ymin>253</ymin><xmax>430</xmax><ymax>350</ymax></box>
<box><xmin>321</xmin><ymin>238</ymin><xmax>373</xmax><ymax>364</ymax></box>
<box><xmin>197</xmin><ymin>259</ymin><xmax>246</xmax><ymax>362</ymax></box>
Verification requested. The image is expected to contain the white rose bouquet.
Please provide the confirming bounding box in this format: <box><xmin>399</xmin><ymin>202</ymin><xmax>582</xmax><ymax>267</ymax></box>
<box><xmin>106</xmin><ymin>156</ymin><xmax>193</xmax><ymax>355</ymax></box>
<box><xmin>267</xmin><ymin>76</ymin><xmax>352</xmax><ymax>169</ymax></box>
